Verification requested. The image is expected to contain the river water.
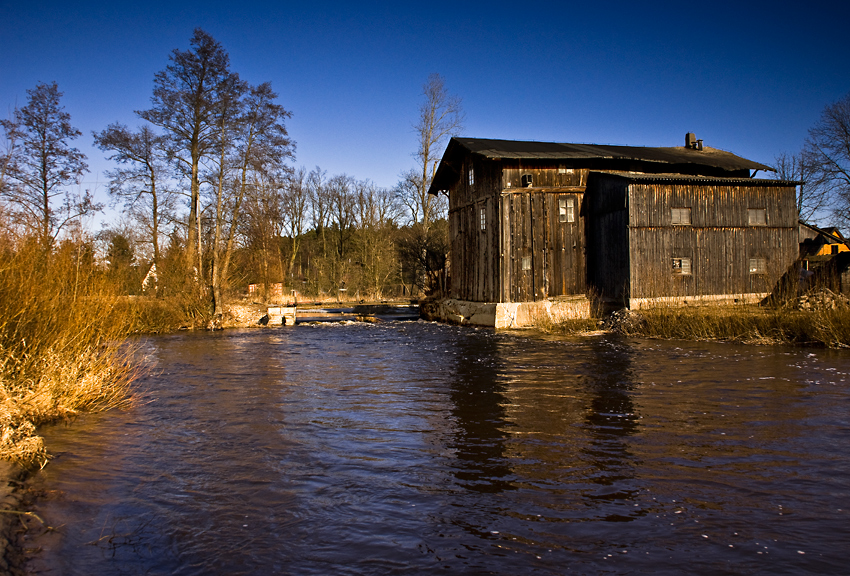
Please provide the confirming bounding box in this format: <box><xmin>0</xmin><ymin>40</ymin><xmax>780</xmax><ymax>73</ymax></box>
<box><xmin>24</xmin><ymin>321</ymin><xmax>850</xmax><ymax>575</ymax></box>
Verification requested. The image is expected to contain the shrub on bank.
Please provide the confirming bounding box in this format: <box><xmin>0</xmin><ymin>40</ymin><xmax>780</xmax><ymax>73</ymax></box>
<box><xmin>0</xmin><ymin>242</ymin><xmax>137</xmax><ymax>466</ymax></box>
<box><xmin>115</xmin><ymin>291</ymin><xmax>210</xmax><ymax>334</ymax></box>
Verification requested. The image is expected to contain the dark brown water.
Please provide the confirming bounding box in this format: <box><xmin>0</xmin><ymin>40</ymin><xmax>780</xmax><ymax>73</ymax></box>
<box><xmin>25</xmin><ymin>322</ymin><xmax>850</xmax><ymax>575</ymax></box>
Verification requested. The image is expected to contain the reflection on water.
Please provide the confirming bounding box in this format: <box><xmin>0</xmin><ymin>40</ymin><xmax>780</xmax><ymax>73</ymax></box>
<box><xmin>25</xmin><ymin>322</ymin><xmax>850</xmax><ymax>575</ymax></box>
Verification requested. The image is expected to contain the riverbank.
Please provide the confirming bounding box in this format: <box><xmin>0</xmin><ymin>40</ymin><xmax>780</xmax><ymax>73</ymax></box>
<box><xmin>0</xmin><ymin>461</ymin><xmax>26</xmax><ymax>575</ymax></box>
<box><xmin>0</xmin><ymin>243</ymin><xmax>140</xmax><ymax>572</ymax></box>
<box><xmin>542</xmin><ymin>294</ymin><xmax>850</xmax><ymax>348</ymax></box>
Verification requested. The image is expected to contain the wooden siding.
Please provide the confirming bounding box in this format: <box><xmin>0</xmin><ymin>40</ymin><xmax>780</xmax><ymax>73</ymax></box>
<box><xmin>500</xmin><ymin>191</ymin><xmax>586</xmax><ymax>302</ymax></box>
<box><xmin>502</xmin><ymin>167</ymin><xmax>587</xmax><ymax>190</ymax></box>
<box><xmin>627</xmin><ymin>183</ymin><xmax>798</xmax><ymax>228</ymax></box>
<box><xmin>627</xmin><ymin>227</ymin><xmax>798</xmax><ymax>299</ymax></box>
<box><xmin>625</xmin><ymin>181</ymin><xmax>798</xmax><ymax>299</ymax></box>
<box><xmin>449</xmin><ymin>157</ymin><xmax>501</xmax><ymax>301</ymax></box>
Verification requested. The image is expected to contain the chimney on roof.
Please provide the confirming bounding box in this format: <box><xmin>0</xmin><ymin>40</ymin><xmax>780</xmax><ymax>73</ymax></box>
<box><xmin>685</xmin><ymin>133</ymin><xmax>704</xmax><ymax>151</ymax></box>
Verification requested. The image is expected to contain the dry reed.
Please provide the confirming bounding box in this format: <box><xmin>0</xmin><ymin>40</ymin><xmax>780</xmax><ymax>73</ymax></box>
<box><xmin>0</xmin><ymin>240</ymin><xmax>139</xmax><ymax>466</ymax></box>
<box><xmin>612</xmin><ymin>303</ymin><xmax>850</xmax><ymax>347</ymax></box>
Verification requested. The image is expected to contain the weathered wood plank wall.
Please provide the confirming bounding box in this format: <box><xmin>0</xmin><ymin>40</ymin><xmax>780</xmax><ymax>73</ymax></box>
<box><xmin>452</xmin><ymin>161</ymin><xmax>589</xmax><ymax>302</ymax></box>
<box><xmin>627</xmin><ymin>181</ymin><xmax>797</xmax><ymax>299</ymax></box>
<box><xmin>449</xmin><ymin>157</ymin><xmax>501</xmax><ymax>302</ymax></box>
<box><xmin>586</xmin><ymin>175</ymin><xmax>798</xmax><ymax>302</ymax></box>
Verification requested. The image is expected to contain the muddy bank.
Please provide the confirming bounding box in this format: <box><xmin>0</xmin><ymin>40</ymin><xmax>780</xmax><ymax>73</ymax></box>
<box><xmin>0</xmin><ymin>462</ymin><xmax>29</xmax><ymax>575</ymax></box>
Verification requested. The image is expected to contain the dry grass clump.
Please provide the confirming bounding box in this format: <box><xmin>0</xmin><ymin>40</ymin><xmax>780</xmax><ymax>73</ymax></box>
<box><xmin>0</xmin><ymin>240</ymin><xmax>138</xmax><ymax>466</ymax></box>
<box><xmin>613</xmin><ymin>303</ymin><xmax>850</xmax><ymax>347</ymax></box>
<box><xmin>539</xmin><ymin>316</ymin><xmax>601</xmax><ymax>335</ymax></box>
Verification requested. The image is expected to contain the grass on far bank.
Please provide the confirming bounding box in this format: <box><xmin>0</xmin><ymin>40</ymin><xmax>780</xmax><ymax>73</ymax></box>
<box><xmin>545</xmin><ymin>301</ymin><xmax>850</xmax><ymax>348</ymax></box>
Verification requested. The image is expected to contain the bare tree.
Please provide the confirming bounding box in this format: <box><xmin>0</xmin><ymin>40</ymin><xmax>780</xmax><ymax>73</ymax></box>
<box><xmin>804</xmin><ymin>92</ymin><xmax>850</xmax><ymax>228</ymax></box>
<box><xmin>394</xmin><ymin>74</ymin><xmax>461</xmax><ymax>295</ymax></box>
<box><xmin>282</xmin><ymin>167</ymin><xmax>309</xmax><ymax>281</ymax></box>
<box><xmin>395</xmin><ymin>167</ymin><xmax>447</xmax><ymax>227</ymax></box>
<box><xmin>0</xmin><ymin>112</ymin><xmax>16</xmax><ymax>198</ymax></box>
<box><xmin>206</xmin><ymin>82</ymin><xmax>293</xmax><ymax>318</ymax></box>
<box><xmin>240</xmin><ymin>169</ymin><xmax>285</xmax><ymax>297</ymax></box>
<box><xmin>138</xmin><ymin>29</ymin><xmax>241</xmax><ymax>277</ymax></box>
<box><xmin>0</xmin><ymin>82</ymin><xmax>94</xmax><ymax>247</ymax></box>
<box><xmin>307</xmin><ymin>166</ymin><xmax>330</xmax><ymax>258</ymax></box>
<box><xmin>205</xmin><ymin>78</ymin><xmax>246</xmax><ymax>317</ymax></box>
<box><xmin>355</xmin><ymin>180</ymin><xmax>401</xmax><ymax>298</ymax></box>
<box><xmin>94</xmin><ymin>124</ymin><xmax>174</xmax><ymax>268</ymax></box>
<box><xmin>773</xmin><ymin>151</ymin><xmax>830</xmax><ymax>223</ymax></box>
<box><xmin>327</xmin><ymin>174</ymin><xmax>357</xmax><ymax>258</ymax></box>
<box><xmin>411</xmin><ymin>73</ymin><xmax>464</xmax><ymax>232</ymax></box>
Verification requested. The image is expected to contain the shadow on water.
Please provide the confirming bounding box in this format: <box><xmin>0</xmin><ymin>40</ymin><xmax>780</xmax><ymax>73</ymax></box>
<box><xmin>445</xmin><ymin>330</ymin><xmax>514</xmax><ymax>494</ymax></box>
<box><xmin>580</xmin><ymin>338</ymin><xmax>641</xmax><ymax>516</ymax></box>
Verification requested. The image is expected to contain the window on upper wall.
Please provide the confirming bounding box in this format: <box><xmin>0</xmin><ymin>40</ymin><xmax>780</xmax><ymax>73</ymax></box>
<box><xmin>480</xmin><ymin>207</ymin><xmax>486</xmax><ymax>231</ymax></box>
<box><xmin>748</xmin><ymin>208</ymin><xmax>767</xmax><ymax>226</ymax></box>
<box><xmin>672</xmin><ymin>257</ymin><xmax>692</xmax><ymax>275</ymax></box>
<box><xmin>831</xmin><ymin>244</ymin><xmax>840</xmax><ymax>255</ymax></box>
<box><xmin>671</xmin><ymin>207</ymin><xmax>691</xmax><ymax>225</ymax></box>
<box><xmin>468</xmin><ymin>166</ymin><xmax>474</xmax><ymax>186</ymax></box>
<box><xmin>559</xmin><ymin>198</ymin><xmax>575</xmax><ymax>223</ymax></box>
<box><xmin>749</xmin><ymin>257</ymin><xmax>767</xmax><ymax>274</ymax></box>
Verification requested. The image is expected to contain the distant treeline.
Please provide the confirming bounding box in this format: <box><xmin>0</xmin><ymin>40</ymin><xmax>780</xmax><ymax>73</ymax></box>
<box><xmin>0</xmin><ymin>29</ymin><xmax>464</xmax><ymax>317</ymax></box>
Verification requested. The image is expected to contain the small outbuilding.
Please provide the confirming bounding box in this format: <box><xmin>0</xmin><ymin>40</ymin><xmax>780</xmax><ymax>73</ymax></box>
<box><xmin>424</xmin><ymin>135</ymin><xmax>799</xmax><ymax>327</ymax></box>
<box><xmin>798</xmin><ymin>221</ymin><xmax>850</xmax><ymax>295</ymax></box>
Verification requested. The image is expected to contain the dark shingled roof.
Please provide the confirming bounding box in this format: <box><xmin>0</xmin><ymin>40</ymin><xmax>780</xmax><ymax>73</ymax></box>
<box><xmin>429</xmin><ymin>137</ymin><xmax>775</xmax><ymax>194</ymax></box>
<box><xmin>590</xmin><ymin>171</ymin><xmax>798</xmax><ymax>186</ymax></box>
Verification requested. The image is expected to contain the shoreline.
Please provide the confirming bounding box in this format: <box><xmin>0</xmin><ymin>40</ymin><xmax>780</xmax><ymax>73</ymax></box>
<box><xmin>0</xmin><ymin>461</ymin><xmax>29</xmax><ymax>575</ymax></box>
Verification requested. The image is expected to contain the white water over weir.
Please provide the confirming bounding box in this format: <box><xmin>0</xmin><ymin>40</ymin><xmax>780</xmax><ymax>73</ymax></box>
<box><xmin>24</xmin><ymin>321</ymin><xmax>850</xmax><ymax>575</ymax></box>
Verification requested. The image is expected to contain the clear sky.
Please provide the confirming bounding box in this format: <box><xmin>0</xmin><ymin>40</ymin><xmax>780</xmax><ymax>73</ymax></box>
<box><xmin>3</xmin><ymin>1</ymin><xmax>849</xmax><ymax>207</ymax></box>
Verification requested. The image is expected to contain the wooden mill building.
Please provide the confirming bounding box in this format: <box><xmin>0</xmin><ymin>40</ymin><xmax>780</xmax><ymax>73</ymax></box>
<box><xmin>424</xmin><ymin>136</ymin><xmax>799</xmax><ymax>327</ymax></box>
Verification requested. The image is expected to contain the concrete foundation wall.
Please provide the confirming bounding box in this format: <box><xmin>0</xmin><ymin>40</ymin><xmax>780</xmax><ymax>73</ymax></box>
<box><xmin>267</xmin><ymin>306</ymin><xmax>297</xmax><ymax>326</ymax></box>
<box><xmin>421</xmin><ymin>297</ymin><xmax>592</xmax><ymax>329</ymax></box>
<box><xmin>628</xmin><ymin>292</ymin><xmax>768</xmax><ymax>309</ymax></box>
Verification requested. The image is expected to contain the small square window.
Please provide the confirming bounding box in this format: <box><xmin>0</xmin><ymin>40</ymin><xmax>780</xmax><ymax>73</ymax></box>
<box><xmin>748</xmin><ymin>208</ymin><xmax>767</xmax><ymax>226</ymax></box>
<box><xmin>672</xmin><ymin>257</ymin><xmax>692</xmax><ymax>275</ymax></box>
<box><xmin>468</xmin><ymin>167</ymin><xmax>474</xmax><ymax>186</ymax></box>
<box><xmin>671</xmin><ymin>207</ymin><xmax>691</xmax><ymax>225</ymax></box>
<box><xmin>522</xmin><ymin>256</ymin><xmax>532</xmax><ymax>271</ymax></box>
<box><xmin>559</xmin><ymin>197</ymin><xmax>575</xmax><ymax>223</ymax></box>
<box><xmin>831</xmin><ymin>244</ymin><xmax>840</xmax><ymax>255</ymax></box>
<box><xmin>480</xmin><ymin>207</ymin><xmax>486</xmax><ymax>231</ymax></box>
<box><xmin>749</xmin><ymin>257</ymin><xmax>767</xmax><ymax>274</ymax></box>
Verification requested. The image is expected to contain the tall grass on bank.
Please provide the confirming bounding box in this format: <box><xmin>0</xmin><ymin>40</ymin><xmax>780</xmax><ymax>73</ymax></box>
<box><xmin>114</xmin><ymin>291</ymin><xmax>211</xmax><ymax>334</ymax></box>
<box><xmin>0</xmin><ymin>241</ymin><xmax>137</xmax><ymax>466</ymax></box>
<box><xmin>612</xmin><ymin>304</ymin><xmax>850</xmax><ymax>347</ymax></box>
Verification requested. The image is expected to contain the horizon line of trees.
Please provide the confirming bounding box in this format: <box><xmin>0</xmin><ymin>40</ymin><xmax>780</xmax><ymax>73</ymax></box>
<box><xmin>0</xmin><ymin>30</ymin><xmax>465</xmax><ymax>317</ymax></box>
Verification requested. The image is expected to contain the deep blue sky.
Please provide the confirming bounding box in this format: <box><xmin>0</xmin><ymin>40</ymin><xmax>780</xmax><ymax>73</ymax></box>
<box><xmin>3</xmin><ymin>1</ymin><xmax>849</xmax><ymax>206</ymax></box>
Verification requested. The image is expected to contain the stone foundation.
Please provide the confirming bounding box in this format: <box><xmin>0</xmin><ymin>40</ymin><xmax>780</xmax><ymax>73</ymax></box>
<box><xmin>421</xmin><ymin>296</ymin><xmax>592</xmax><ymax>329</ymax></box>
<box><xmin>627</xmin><ymin>293</ymin><xmax>768</xmax><ymax>309</ymax></box>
